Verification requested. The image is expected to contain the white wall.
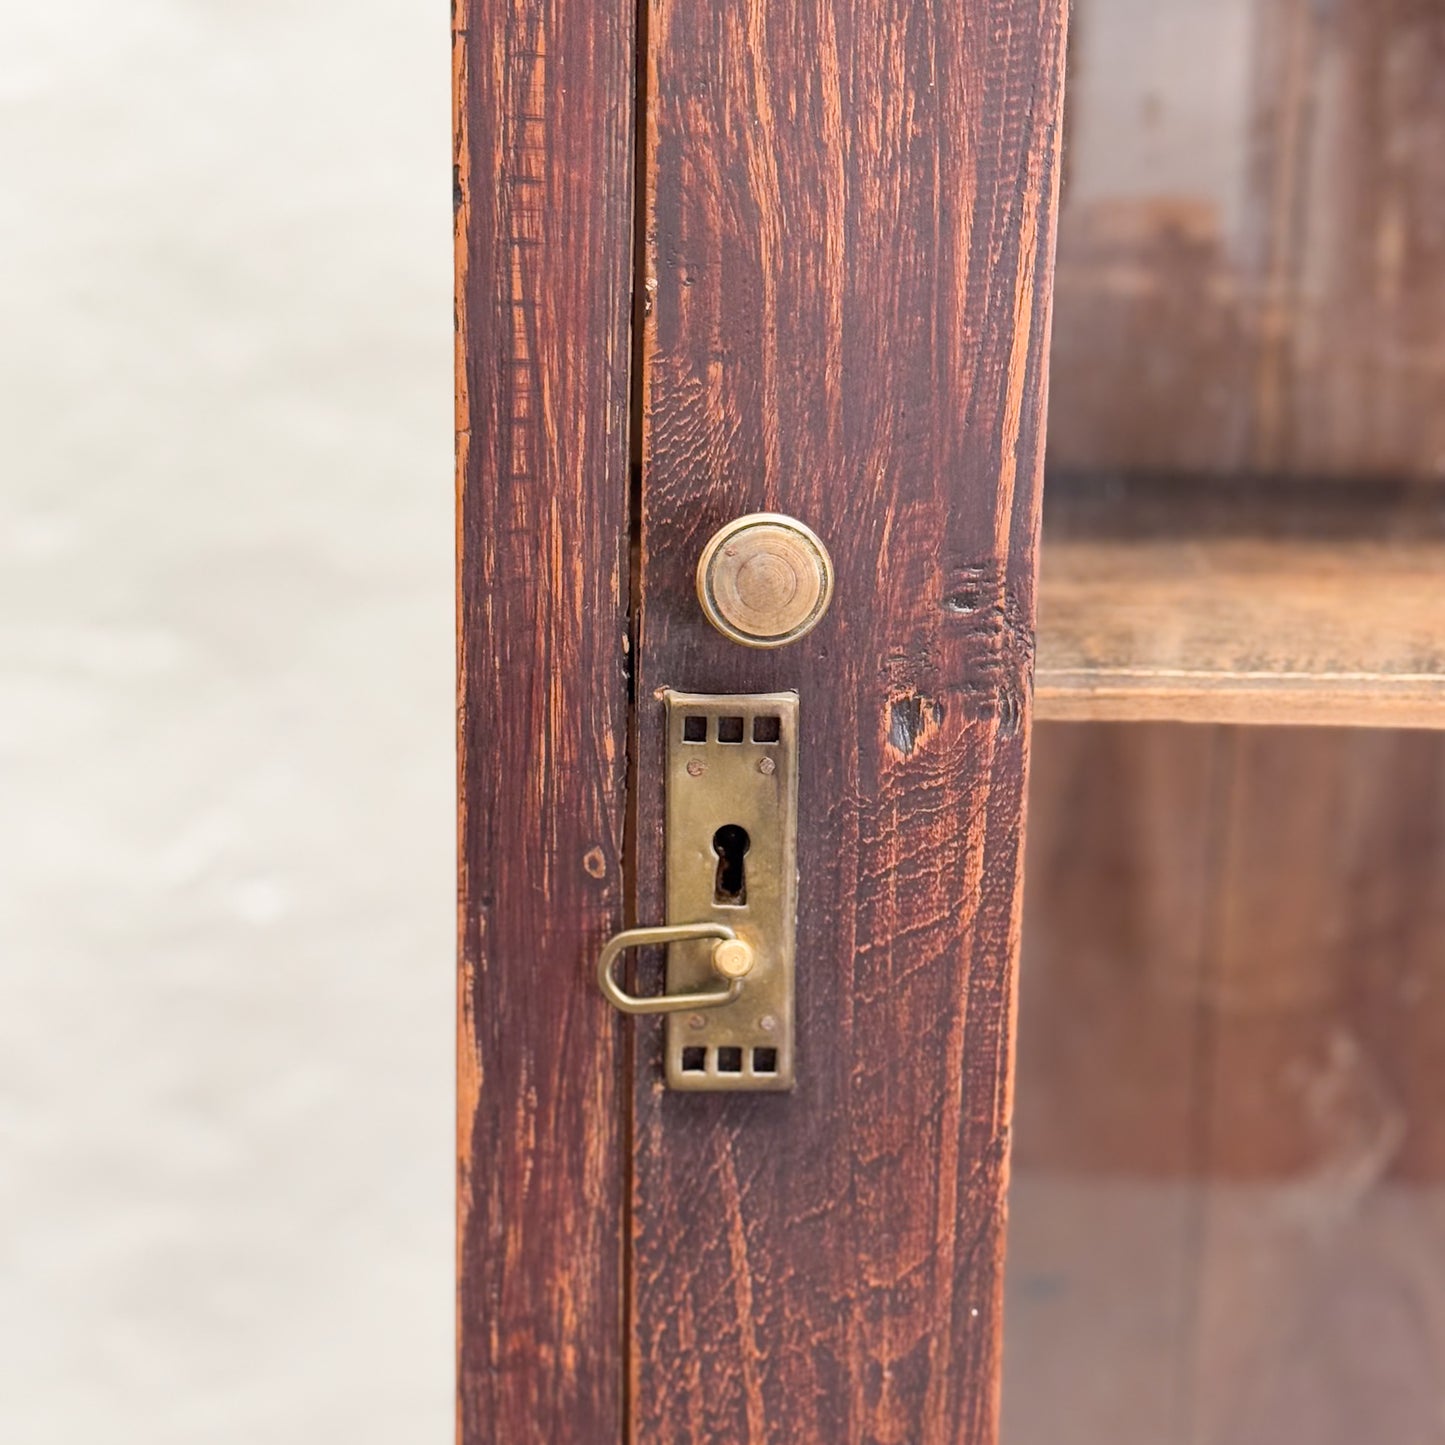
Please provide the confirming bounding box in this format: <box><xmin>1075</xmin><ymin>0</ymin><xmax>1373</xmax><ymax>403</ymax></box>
<box><xmin>0</xmin><ymin>4</ymin><xmax>453</xmax><ymax>1440</ymax></box>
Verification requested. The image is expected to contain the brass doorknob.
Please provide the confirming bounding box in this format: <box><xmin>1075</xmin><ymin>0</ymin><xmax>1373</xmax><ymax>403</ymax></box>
<box><xmin>695</xmin><ymin>513</ymin><xmax>834</xmax><ymax>647</ymax></box>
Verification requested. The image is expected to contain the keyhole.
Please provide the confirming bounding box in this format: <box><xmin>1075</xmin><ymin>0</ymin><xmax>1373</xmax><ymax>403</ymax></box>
<box><xmin>712</xmin><ymin>824</ymin><xmax>750</xmax><ymax>906</ymax></box>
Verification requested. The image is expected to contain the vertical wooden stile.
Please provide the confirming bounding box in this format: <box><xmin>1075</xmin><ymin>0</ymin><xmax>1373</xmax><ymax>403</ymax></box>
<box><xmin>629</xmin><ymin>1</ymin><xmax>1070</xmax><ymax>1440</ymax></box>
<box><xmin>454</xmin><ymin>0</ymin><xmax>636</xmax><ymax>1437</ymax></box>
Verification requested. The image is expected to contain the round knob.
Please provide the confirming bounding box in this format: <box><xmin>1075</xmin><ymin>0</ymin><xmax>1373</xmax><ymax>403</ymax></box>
<box><xmin>695</xmin><ymin>513</ymin><xmax>834</xmax><ymax>648</ymax></box>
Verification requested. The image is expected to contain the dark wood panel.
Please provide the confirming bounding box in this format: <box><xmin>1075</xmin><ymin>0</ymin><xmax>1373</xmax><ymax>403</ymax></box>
<box><xmin>630</xmin><ymin>1</ymin><xmax>1069</xmax><ymax>1439</ymax></box>
<box><xmin>454</xmin><ymin>1</ymin><xmax>634</xmax><ymax>1438</ymax></box>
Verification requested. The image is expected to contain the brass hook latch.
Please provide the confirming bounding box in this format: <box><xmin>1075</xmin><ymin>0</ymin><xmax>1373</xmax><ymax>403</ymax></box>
<box><xmin>596</xmin><ymin>922</ymin><xmax>754</xmax><ymax>1015</ymax></box>
<box><xmin>593</xmin><ymin>691</ymin><xmax>798</xmax><ymax>1091</ymax></box>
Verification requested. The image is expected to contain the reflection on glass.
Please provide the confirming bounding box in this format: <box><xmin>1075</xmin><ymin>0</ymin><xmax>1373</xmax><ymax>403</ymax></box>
<box><xmin>1007</xmin><ymin>1</ymin><xmax>1445</xmax><ymax>1441</ymax></box>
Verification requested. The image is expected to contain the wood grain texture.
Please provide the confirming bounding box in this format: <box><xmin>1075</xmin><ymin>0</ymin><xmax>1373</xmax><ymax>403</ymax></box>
<box><xmin>1035</xmin><ymin>475</ymin><xmax>1445</xmax><ymax>728</ymax></box>
<box><xmin>454</xmin><ymin>1</ymin><xmax>634</xmax><ymax>1437</ymax></box>
<box><xmin>630</xmin><ymin>1</ymin><xmax>1069</xmax><ymax>1440</ymax></box>
<box><xmin>1005</xmin><ymin>723</ymin><xmax>1445</xmax><ymax>1445</ymax></box>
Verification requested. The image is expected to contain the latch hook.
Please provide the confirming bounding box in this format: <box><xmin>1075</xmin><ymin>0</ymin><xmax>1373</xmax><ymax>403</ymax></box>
<box><xmin>596</xmin><ymin>922</ymin><xmax>753</xmax><ymax>1015</ymax></box>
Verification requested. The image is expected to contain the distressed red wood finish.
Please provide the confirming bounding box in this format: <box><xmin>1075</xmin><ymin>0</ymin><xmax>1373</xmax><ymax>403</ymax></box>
<box><xmin>630</xmin><ymin>0</ymin><xmax>1069</xmax><ymax>1440</ymax></box>
<box><xmin>453</xmin><ymin>0</ymin><xmax>634</xmax><ymax>1437</ymax></box>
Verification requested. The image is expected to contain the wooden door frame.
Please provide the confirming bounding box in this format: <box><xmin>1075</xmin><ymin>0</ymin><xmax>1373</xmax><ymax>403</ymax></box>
<box><xmin>454</xmin><ymin>1</ymin><xmax>636</xmax><ymax>1437</ymax></box>
<box><xmin>456</xmin><ymin>0</ymin><xmax>1069</xmax><ymax>1438</ymax></box>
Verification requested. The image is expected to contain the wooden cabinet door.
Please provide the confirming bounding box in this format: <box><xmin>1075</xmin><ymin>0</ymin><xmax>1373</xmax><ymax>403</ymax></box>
<box><xmin>455</xmin><ymin>1</ymin><xmax>1068</xmax><ymax>1440</ymax></box>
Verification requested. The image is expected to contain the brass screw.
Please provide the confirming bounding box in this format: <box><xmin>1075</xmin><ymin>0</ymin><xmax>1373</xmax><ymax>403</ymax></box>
<box><xmin>758</xmin><ymin>1014</ymin><xmax>777</xmax><ymax>1032</ymax></box>
<box><xmin>757</xmin><ymin>756</ymin><xmax>776</xmax><ymax>775</ymax></box>
<box><xmin>687</xmin><ymin>1013</ymin><xmax>706</xmax><ymax>1030</ymax></box>
<box><xmin>686</xmin><ymin>759</ymin><xmax>706</xmax><ymax>777</ymax></box>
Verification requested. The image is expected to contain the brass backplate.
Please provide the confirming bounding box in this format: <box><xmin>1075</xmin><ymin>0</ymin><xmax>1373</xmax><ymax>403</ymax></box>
<box><xmin>664</xmin><ymin>690</ymin><xmax>798</xmax><ymax>1091</ymax></box>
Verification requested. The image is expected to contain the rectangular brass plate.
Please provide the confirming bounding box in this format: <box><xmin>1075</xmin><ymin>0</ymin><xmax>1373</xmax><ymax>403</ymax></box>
<box><xmin>664</xmin><ymin>690</ymin><xmax>798</xmax><ymax>1091</ymax></box>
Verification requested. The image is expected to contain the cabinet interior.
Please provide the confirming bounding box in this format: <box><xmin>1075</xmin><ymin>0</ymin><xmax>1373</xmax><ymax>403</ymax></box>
<box><xmin>1010</xmin><ymin>1</ymin><xmax>1445</xmax><ymax>1440</ymax></box>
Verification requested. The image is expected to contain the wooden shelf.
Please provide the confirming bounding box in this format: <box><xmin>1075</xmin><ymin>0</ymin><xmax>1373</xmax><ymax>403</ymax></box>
<box><xmin>1034</xmin><ymin>476</ymin><xmax>1445</xmax><ymax>729</ymax></box>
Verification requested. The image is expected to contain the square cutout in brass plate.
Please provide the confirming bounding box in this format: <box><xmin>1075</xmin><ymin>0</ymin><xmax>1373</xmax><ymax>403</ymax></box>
<box><xmin>663</xmin><ymin>690</ymin><xmax>798</xmax><ymax>1091</ymax></box>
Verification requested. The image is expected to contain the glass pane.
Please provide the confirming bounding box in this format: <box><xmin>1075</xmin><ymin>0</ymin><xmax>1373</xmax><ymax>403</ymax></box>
<box><xmin>1009</xmin><ymin>0</ymin><xmax>1445</xmax><ymax>1438</ymax></box>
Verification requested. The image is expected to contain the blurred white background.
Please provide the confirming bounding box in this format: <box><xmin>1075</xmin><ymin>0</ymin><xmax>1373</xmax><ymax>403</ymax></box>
<box><xmin>0</xmin><ymin>3</ymin><xmax>453</xmax><ymax>1440</ymax></box>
